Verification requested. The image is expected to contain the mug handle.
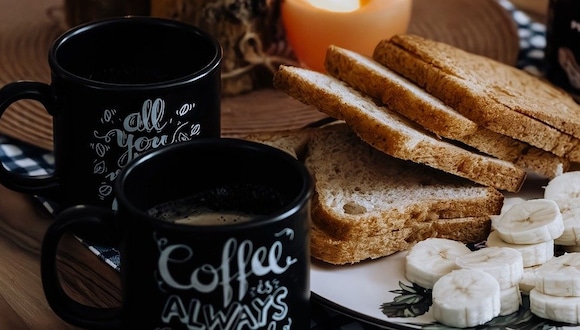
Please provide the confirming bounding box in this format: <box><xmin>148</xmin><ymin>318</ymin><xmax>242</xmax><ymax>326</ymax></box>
<box><xmin>0</xmin><ymin>81</ymin><xmax>59</xmax><ymax>197</ymax></box>
<box><xmin>41</xmin><ymin>205</ymin><xmax>122</xmax><ymax>330</ymax></box>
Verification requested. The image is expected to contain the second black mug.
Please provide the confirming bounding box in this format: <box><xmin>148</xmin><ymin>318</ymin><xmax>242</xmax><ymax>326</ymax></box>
<box><xmin>41</xmin><ymin>138</ymin><xmax>314</xmax><ymax>330</ymax></box>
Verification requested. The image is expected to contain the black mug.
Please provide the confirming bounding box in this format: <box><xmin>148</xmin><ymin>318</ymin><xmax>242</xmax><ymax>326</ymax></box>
<box><xmin>0</xmin><ymin>16</ymin><xmax>222</xmax><ymax>212</ymax></box>
<box><xmin>41</xmin><ymin>138</ymin><xmax>313</xmax><ymax>330</ymax></box>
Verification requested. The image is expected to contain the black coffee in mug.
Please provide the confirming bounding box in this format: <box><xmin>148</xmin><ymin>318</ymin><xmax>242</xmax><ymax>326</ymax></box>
<box><xmin>41</xmin><ymin>138</ymin><xmax>313</xmax><ymax>329</ymax></box>
<box><xmin>148</xmin><ymin>182</ymin><xmax>286</xmax><ymax>226</ymax></box>
<box><xmin>0</xmin><ymin>17</ymin><xmax>222</xmax><ymax>224</ymax></box>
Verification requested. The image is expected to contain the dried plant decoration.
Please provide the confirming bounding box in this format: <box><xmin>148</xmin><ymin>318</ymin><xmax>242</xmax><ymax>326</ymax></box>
<box><xmin>151</xmin><ymin>0</ymin><xmax>298</xmax><ymax>96</ymax></box>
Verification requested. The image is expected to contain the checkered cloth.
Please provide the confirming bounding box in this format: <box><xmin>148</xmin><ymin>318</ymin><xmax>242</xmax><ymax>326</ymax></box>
<box><xmin>0</xmin><ymin>3</ymin><xmax>547</xmax><ymax>328</ymax></box>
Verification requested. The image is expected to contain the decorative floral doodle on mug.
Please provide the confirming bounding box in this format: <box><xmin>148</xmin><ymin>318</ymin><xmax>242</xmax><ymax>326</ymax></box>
<box><xmin>153</xmin><ymin>229</ymin><xmax>297</xmax><ymax>329</ymax></box>
<box><xmin>91</xmin><ymin>98</ymin><xmax>201</xmax><ymax>203</ymax></box>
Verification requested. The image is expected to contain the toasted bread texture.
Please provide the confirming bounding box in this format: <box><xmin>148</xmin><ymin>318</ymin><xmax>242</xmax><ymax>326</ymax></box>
<box><xmin>311</xmin><ymin>216</ymin><xmax>491</xmax><ymax>265</ymax></box>
<box><xmin>373</xmin><ymin>34</ymin><xmax>580</xmax><ymax>161</ymax></box>
<box><xmin>240</xmin><ymin>124</ymin><xmax>499</xmax><ymax>264</ymax></box>
<box><xmin>325</xmin><ymin>45</ymin><xmax>478</xmax><ymax>139</ymax></box>
<box><xmin>324</xmin><ymin>45</ymin><xmax>569</xmax><ymax>178</ymax></box>
<box><xmin>304</xmin><ymin>123</ymin><xmax>503</xmax><ymax>241</ymax></box>
<box><xmin>457</xmin><ymin>128</ymin><xmax>567</xmax><ymax>178</ymax></box>
<box><xmin>273</xmin><ymin>64</ymin><xmax>526</xmax><ymax>192</ymax></box>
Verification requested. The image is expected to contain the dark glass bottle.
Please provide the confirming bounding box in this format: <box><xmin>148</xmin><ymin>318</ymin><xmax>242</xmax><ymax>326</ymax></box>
<box><xmin>544</xmin><ymin>0</ymin><xmax>580</xmax><ymax>101</ymax></box>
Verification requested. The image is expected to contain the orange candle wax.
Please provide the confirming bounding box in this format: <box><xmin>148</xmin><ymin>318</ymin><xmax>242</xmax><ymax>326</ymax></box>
<box><xmin>281</xmin><ymin>0</ymin><xmax>412</xmax><ymax>72</ymax></box>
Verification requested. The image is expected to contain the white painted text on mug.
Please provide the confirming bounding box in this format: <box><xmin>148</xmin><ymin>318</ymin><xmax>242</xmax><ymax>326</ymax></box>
<box><xmin>155</xmin><ymin>228</ymin><xmax>297</xmax><ymax>329</ymax></box>
<box><xmin>91</xmin><ymin>98</ymin><xmax>200</xmax><ymax>203</ymax></box>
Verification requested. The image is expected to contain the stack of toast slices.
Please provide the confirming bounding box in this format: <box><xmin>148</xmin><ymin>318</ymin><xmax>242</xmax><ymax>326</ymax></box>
<box><xmin>258</xmin><ymin>33</ymin><xmax>580</xmax><ymax>265</ymax></box>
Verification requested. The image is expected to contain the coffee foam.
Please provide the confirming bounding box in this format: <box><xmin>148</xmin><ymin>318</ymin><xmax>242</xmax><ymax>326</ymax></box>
<box><xmin>152</xmin><ymin>203</ymin><xmax>254</xmax><ymax>226</ymax></box>
<box><xmin>147</xmin><ymin>183</ymin><xmax>284</xmax><ymax>226</ymax></box>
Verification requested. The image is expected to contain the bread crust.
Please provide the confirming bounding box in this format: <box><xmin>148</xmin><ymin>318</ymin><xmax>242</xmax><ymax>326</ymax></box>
<box><xmin>240</xmin><ymin>124</ymin><xmax>498</xmax><ymax>264</ymax></box>
<box><xmin>373</xmin><ymin>35</ymin><xmax>580</xmax><ymax>161</ymax></box>
<box><xmin>310</xmin><ymin>216</ymin><xmax>491</xmax><ymax>265</ymax></box>
<box><xmin>325</xmin><ymin>45</ymin><xmax>479</xmax><ymax>139</ymax></box>
<box><xmin>324</xmin><ymin>45</ymin><xmax>569</xmax><ymax>178</ymax></box>
<box><xmin>274</xmin><ymin>65</ymin><xmax>526</xmax><ymax>192</ymax></box>
<box><xmin>305</xmin><ymin>123</ymin><xmax>503</xmax><ymax>240</ymax></box>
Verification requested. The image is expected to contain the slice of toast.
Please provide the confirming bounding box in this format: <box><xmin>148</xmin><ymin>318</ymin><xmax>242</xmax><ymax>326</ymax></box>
<box><xmin>324</xmin><ymin>45</ymin><xmax>569</xmax><ymax>178</ymax></box>
<box><xmin>325</xmin><ymin>45</ymin><xmax>479</xmax><ymax>139</ymax></box>
<box><xmin>373</xmin><ymin>34</ymin><xmax>580</xmax><ymax>161</ymax></box>
<box><xmin>273</xmin><ymin>65</ymin><xmax>527</xmax><ymax>192</ymax></box>
<box><xmin>304</xmin><ymin>123</ymin><xmax>503</xmax><ymax>240</ymax></box>
<box><xmin>457</xmin><ymin>128</ymin><xmax>567</xmax><ymax>178</ymax></box>
<box><xmin>311</xmin><ymin>216</ymin><xmax>491</xmax><ymax>265</ymax></box>
<box><xmin>238</xmin><ymin>125</ymin><xmax>496</xmax><ymax>263</ymax></box>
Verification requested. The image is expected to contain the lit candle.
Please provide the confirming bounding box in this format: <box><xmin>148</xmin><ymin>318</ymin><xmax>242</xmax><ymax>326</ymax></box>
<box><xmin>281</xmin><ymin>0</ymin><xmax>412</xmax><ymax>72</ymax></box>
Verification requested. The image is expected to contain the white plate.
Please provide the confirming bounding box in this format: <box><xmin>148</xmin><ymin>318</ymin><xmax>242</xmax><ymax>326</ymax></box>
<box><xmin>310</xmin><ymin>173</ymin><xmax>580</xmax><ymax>329</ymax></box>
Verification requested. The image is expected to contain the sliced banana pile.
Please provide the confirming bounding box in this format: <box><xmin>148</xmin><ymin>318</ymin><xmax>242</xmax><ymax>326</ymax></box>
<box><xmin>492</xmin><ymin>199</ymin><xmax>564</xmax><ymax>245</ymax></box>
<box><xmin>403</xmin><ymin>171</ymin><xmax>580</xmax><ymax>328</ymax></box>
<box><xmin>490</xmin><ymin>198</ymin><xmax>563</xmax><ymax>294</ymax></box>
<box><xmin>455</xmin><ymin>247</ymin><xmax>523</xmax><ymax>316</ymax></box>
<box><xmin>486</xmin><ymin>231</ymin><xmax>553</xmax><ymax>273</ymax></box>
<box><xmin>529</xmin><ymin>253</ymin><xmax>580</xmax><ymax>324</ymax></box>
<box><xmin>405</xmin><ymin>238</ymin><xmax>471</xmax><ymax>289</ymax></box>
<box><xmin>405</xmin><ymin>238</ymin><xmax>519</xmax><ymax>327</ymax></box>
<box><xmin>432</xmin><ymin>268</ymin><xmax>500</xmax><ymax>328</ymax></box>
<box><xmin>545</xmin><ymin>171</ymin><xmax>580</xmax><ymax>251</ymax></box>
<box><xmin>553</xmin><ymin>198</ymin><xmax>580</xmax><ymax>250</ymax></box>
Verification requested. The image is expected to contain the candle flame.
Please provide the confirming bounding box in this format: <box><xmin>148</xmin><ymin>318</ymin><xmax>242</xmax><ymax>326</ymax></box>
<box><xmin>306</xmin><ymin>0</ymin><xmax>369</xmax><ymax>13</ymax></box>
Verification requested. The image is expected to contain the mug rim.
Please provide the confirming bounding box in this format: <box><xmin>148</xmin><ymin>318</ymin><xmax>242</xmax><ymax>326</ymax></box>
<box><xmin>49</xmin><ymin>16</ymin><xmax>223</xmax><ymax>90</ymax></box>
<box><xmin>115</xmin><ymin>138</ymin><xmax>314</xmax><ymax>231</ymax></box>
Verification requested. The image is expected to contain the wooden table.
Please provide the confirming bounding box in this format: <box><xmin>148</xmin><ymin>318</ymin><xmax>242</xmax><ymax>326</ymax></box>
<box><xmin>0</xmin><ymin>184</ymin><xmax>120</xmax><ymax>329</ymax></box>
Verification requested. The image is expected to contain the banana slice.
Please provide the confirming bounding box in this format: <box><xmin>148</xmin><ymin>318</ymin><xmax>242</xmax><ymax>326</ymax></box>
<box><xmin>455</xmin><ymin>246</ymin><xmax>524</xmax><ymax>289</ymax></box>
<box><xmin>500</xmin><ymin>285</ymin><xmax>522</xmax><ymax>316</ymax></box>
<box><xmin>432</xmin><ymin>269</ymin><xmax>501</xmax><ymax>328</ymax></box>
<box><xmin>519</xmin><ymin>265</ymin><xmax>540</xmax><ymax>294</ymax></box>
<box><xmin>534</xmin><ymin>252</ymin><xmax>580</xmax><ymax>297</ymax></box>
<box><xmin>493</xmin><ymin>199</ymin><xmax>564</xmax><ymax>245</ymax></box>
<box><xmin>544</xmin><ymin>171</ymin><xmax>580</xmax><ymax>201</ymax></box>
<box><xmin>554</xmin><ymin>198</ymin><xmax>580</xmax><ymax>246</ymax></box>
<box><xmin>530</xmin><ymin>288</ymin><xmax>580</xmax><ymax>324</ymax></box>
<box><xmin>490</xmin><ymin>197</ymin><xmax>526</xmax><ymax>223</ymax></box>
<box><xmin>485</xmin><ymin>230</ymin><xmax>554</xmax><ymax>267</ymax></box>
<box><xmin>405</xmin><ymin>238</ymin><xmax>471</xmax><ymax>289</ymax></box>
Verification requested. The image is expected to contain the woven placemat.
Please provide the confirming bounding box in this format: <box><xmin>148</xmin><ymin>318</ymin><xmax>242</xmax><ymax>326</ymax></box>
<box><xmin>409</xmin><ymin>0</ymin><xmax>519</xmax><ymax>65</ymax></box>
<box><xmin>0</xmin><ymin>0</ymin><xmax>519</xmax><ymax>151</ymax></box>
